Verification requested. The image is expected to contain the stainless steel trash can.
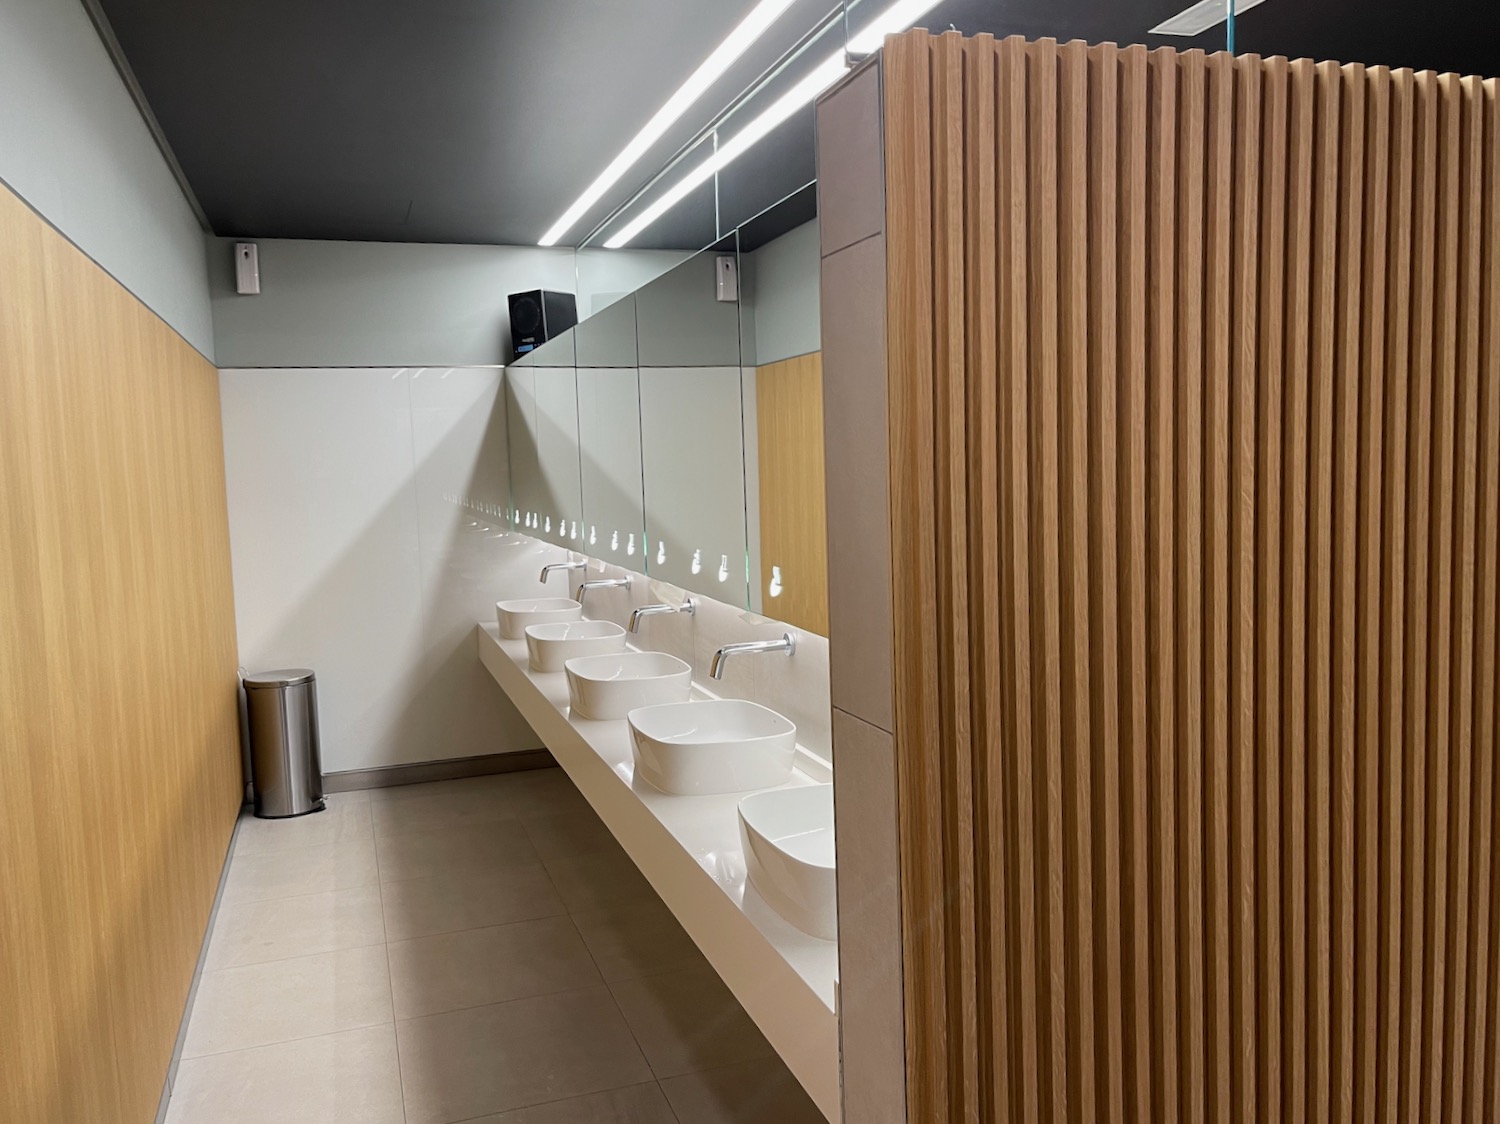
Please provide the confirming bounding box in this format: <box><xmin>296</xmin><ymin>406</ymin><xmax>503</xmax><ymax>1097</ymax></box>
<box><xmin>244</xmin><ymin>669</ymin><xmax>325</xmax><ymax>819</ymax></box>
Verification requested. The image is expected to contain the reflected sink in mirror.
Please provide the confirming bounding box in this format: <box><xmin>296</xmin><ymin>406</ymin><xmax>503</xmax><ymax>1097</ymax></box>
<box><xmin>738</xmin><ymin>784</ymin><xmax>836</xmax><ymax>941</ymax></box>
<box><xmin>628</xmin><ymin>699</ymin><xmax>796</xmax><ymax>796</ymax></box>
<box><xmin>497</xmin><ymin>597</ymin><xmax>582</xmax><ymax>640</ymax></box>
<box><xmin>564</xmin><ymin>651</ymin><xmax>692</xmax><ymax>721</ymax></box>
<box><xmin>525</xmin><ymin>620</ymin><xmax>626</xmax><ymax>673</ymax></box>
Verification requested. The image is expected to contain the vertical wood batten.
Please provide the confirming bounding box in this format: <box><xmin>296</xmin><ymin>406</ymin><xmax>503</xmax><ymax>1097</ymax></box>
<box><xmin>1023</xmin><ymin>38</ymin><xmax>1070</xmax><ymax>1124</ymax></box>
<box><xmin>1443</xmin><ymin>71</ymin><xmax>1485</xmax><ymax>1123</ymax></box>
<box><xmin>1329</xmin><ymin>60</ymin><xmax>1366</xmax><ymax>1124</ymax></box>
<box><xmin>1145</xmin><ymin>44</ymin><xmax>1182</xmax><ymax>1124</ymax></box>
<box><xmin>961</xmin><ymin>32</ymin><xmax>1011</xmax><ymax>1124</ymax></box>
<box><xmin>1377</xmin><ymin>64</ymin><xmax>1416</xmax><ymax>1124</ymax></box>
<box><xmin>1465</xmin><ymin>80</ymin><xmax>1500</xmax><ymax>1123</ymax></box>
<box><xmin>882</xmin><ymin>30</ymin><xmax>947</xmax><ymax>1124</ymax></box>
<box><xmin>1116</xmin><ymin>41</ymin><xmax>1155</xmax><ymax>1124</ymax></box>
<box><xmin>996</xmin><ymin>32</ymin><xmax>1043</xmax><ymax>1124</ymax></box>
<box><xmin>928</xmin><ymin>31</ymin><xmax>979</xmax><ymax>1124</ymax></box>
<box><xmin>1203</xmin><ymin>53</ymin><xmax>1235</xmax><ymax>1124</ymax></box>
<box><xmin>1086</xmin><ymin>40</ymin><xmax>1127</xmax><ymax>1124</ymax></box>
<box><xmin>1229</xmin><ymin>49</ymin><xmax>1264</xmax><ymax>1124</ymax></box>
<box><xmin>1353</xmin><ymin>62</ymin><xmax>1389</xmax><ymax>1124</ymax></box>
<box><xmin>1058</xmin><ymin>37</ymin><xmax>1099</xmax><ymax>1124</ymax></box>
<box><xmin>1306</xmin><ymin>56</ymin><xmax>1341</xmax><ymax>1124</ymax></box>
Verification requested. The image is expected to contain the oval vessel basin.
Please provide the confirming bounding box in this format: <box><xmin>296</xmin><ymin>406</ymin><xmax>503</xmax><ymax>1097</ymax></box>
<box><xmin>565</xmin><ymin>651</ymin><xmax>692</xmax><ymax>721</ymax></box>
<box><xmin>629</xmin><ymin>700</ymin><xmax>797</xmax><ymax>796</ymax></box>
<box><xmin>497</xmin><ymin>597</ymin><xmax>581</xmax><ymax>640</ymax></box>
<box><xmin>738</xmin><ymin>784</ymin><xmax>836</xmax><ymax>941</ymax></box>
<box><xmin>526</xmin><ymin>620</ymin><xmax>626</xmax><ymax>673</ymax></box>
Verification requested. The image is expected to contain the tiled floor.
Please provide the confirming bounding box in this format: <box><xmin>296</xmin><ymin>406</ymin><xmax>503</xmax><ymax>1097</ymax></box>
<box><xmin>165</xmin><ymin>768</ymin><xmax>827</xmax><ymax>1124</ymax></box>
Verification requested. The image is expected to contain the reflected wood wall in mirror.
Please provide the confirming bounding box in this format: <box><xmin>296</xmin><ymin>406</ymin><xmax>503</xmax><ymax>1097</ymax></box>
<box><xmin>756</xmin><ymin>351</ymin><xmax>829</xmax><ymax>633</ymax></box>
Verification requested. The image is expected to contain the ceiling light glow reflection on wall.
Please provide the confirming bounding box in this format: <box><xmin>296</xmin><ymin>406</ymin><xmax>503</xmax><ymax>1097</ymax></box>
<box><xmin>602</xmin><ymin>0</ymin><xmax>941</xmax><ymax>248</ymax></box>
<box><xmin>1149</xmin><ymin>0</ymin><xmax>1267</xmax><ymax>35</ymax></box>
<box><xmin>538</xmin><ymin>0</ymin><xmax>800</xmax><ymax>246</ymax></box>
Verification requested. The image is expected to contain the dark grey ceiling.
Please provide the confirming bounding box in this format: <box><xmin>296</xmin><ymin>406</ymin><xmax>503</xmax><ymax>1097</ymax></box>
<box><xmin>96</xmin><ymin>0</ymin><xmax>1496</xmax><ymax>251</ymax></box>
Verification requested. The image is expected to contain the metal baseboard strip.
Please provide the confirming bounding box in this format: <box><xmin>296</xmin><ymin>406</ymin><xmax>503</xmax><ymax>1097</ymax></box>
<box><xmin>155</xmin><ymin>808</ymin><xmax>245</xmax><ymax>1124</ymax></box>
<box><xmin>321</xmin><ymin>748</ymin><xmax>556</xmax><ymax>792</ymax></box>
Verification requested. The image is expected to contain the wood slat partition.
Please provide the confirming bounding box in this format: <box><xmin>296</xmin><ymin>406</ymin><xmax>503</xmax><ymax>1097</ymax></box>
<box><xmin>0</xmin><ymin>182</ymin><xmax>242</xmax><ymax>1123</ymax></box>
<box><xmin>879</xmin><ymin>29</ymin><xmax>1500</xmax><ymax>1123</ymax></box>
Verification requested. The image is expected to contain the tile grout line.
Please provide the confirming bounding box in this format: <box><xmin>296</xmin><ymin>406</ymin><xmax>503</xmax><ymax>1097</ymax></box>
<box><xmin>548</xmin><ymin>841</ymin><xmax>683</xmax><ymax>1122</ymax></box>
<box><xmin>370</xmin><ymin>802</ymin><xmax>409</xmax><ymax>1124</ymax></box>
<box><xmin>178</xmin><ymin>1013</ymin><xmax>397</xmax><ymax>1065</ymax></box>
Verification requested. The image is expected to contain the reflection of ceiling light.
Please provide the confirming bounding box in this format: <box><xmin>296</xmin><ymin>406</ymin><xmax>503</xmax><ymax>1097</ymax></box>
<box><xmin>846</xmin><ymin>0</ymin><xmax>941</xmax><ymax>53</ymax></box>
<box><xmin>603</xmin><ymin>0</ymin><xmax>941</xmax><ymax>248</ymax></box>
<box><xmin>538</xmin><ymin>0</ymin><xmax>800</xmax><ymax>247</ymax></box>
<box><xmin>1150</xmin><ymin>0</ymin><xmax>1266</xmax><ymax>36</ymax></box>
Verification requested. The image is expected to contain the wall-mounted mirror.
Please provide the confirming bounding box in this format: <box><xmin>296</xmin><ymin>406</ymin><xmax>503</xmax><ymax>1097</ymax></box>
<box><xmin>505</xmin><ymin>187</ymin><xmax>827</xmax><ymax>634</ymax></box>
<box><xmin>736</xmin><ymin>185</ymin><xmax>824</xmax><ymax>633</ymax></box>
<box><xmin>576</xmin><ymin>294</ymin><xmax>646</xmax><ymax>561</ymax></box>
<box><xmin>634</xmin><ymin>238</ymin><xmax>751</xmax><ymax>607</ymax></box>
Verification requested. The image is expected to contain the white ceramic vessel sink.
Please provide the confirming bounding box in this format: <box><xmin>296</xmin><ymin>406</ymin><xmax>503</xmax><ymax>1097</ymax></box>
<box><xmin>738</xmin><ymin>784</ymin><xmax>836</xmax><ymax>941</ymax></box>
<box><xmin>526</xmin><ymin>620</ymin><xmax>626</xmax><ymax>673</ymax></box>
<box><xmin>565</xmin><ymin>651</ymin><xmax>692</xmax><ymax>721</ymax></box>
<box><xmin>497</xmin><ymin>597</ymin><xmax>581</xmax><ymax>640</ymax></box>
<box><xmin>629</xmin><ymin>699</ymin><xmax>797</xmax><ymax>796</ymax></box>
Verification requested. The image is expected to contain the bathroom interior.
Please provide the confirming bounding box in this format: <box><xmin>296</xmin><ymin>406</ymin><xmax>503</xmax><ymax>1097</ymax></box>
<box><xmin>4</xmin><ymin>0</ymin><xmax>1500</xmax><ymax>1122</ymax></box>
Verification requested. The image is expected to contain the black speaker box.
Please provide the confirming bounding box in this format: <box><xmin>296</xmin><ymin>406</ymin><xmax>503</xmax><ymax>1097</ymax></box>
<box><xmin>508</xmin><ymin>290</ymin><xmax>578</xmax><ymax>361</ymax></box>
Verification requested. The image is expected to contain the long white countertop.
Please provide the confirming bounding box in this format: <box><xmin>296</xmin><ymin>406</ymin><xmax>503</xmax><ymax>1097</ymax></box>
<box><xmin>476</xmin><ymin>622</ymin><xmax>839</xmax><ymax>1121</ymax></box>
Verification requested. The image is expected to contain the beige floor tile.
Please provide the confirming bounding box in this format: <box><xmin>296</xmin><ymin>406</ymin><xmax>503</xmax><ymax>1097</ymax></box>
<box><xmin>234</xmin><ymin>797</ymin><xmax>372</xmax><ymax>856</ymax></box>
<box><xmin>659</xmin><ymin>1058</ymin><xmax>826</xmax><ymax>1124</ymax></box>
<box><xmin>166</xmin><ymin>1024</ymin><xmax>405</xmax><ymax>1124</ymax></box>
<box><xmin>540</xmin><ymin>845</ymin><xmax>658</xmax><ymax>915</ymax></box>
<box><xmin>367</xmin><ymin>771</ymin><xmax>536</xmax><ymax>804</ymax></box>
<box><xmin>387</xmin><ymin>915</ymin><xmax>600</xmax><ymax>1019</ymax></box>
<box><xmin>222</xmin><ymin>838</ymin><xmax>379</xmax><ymax>904</ymax></box>
<box><xmin>520</xmin><ymin>807</ymin><xmax>621</xmax><ymax>861</ymax></box>
<box><xmin>570</xmin><ymin>898</ymin><xmax>708</xmax><ymax>982</ymax></box>
<box><xmin>375</xmin><ymin>818</ymin><xmax>537</xmax><ymax>883</ymax></box>
<box><xmin>495</xmin><ymin>767</ymin><xmax>593</xmax><ymax>817</ymax></box>
<box><xmin>463</xmin><ymin>1083</ymin><xmax>678</xmax><ymax>1123</ymax></box>
<box><xmin>608</xmin><ymin>965</ymin><xmax>774</xmax><ymax>1079</ymax></box>
<box><xmin>206</xmin><ymin>883</ymin><xmax>386</xmax><ymax>969</ymax></box>
<box><xmin>380</xmin><ymin>861</ymin><xmax>567</xmax><ymax>941</ymax></box>
<box><xmin>182</xmin><ymin>944</ymin><xmax>393</xmax><ymax>1058</ymax></box>
<box><xmin>370</xmin><ymin>782</ymin><xmax>519</xmax><ymax>838</ymax></box>
<box><xmin>396</xmin><ymin>987</ymin><xmax>653</xmax><ymax>1124</ymax></box>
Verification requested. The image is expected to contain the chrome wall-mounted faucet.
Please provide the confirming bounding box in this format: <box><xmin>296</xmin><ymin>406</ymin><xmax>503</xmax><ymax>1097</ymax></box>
<box><xmin>575</xmin><ymin>576</ymin><xmax>631</xmax><ymax>606</ymax></box>
<box><xmin>709</xmin><ymin>631</ymin><xmax>796</xmax><ymax>680</ymax></box>
<box><xmin>538</xmin><ymin>559</ymin><xmax>587</xmax><ymax>585</ymax></box>
<box><xmin>628</xmin><ymin>597</ymin><xmax>696</xmax><ymax>634</ymax></box>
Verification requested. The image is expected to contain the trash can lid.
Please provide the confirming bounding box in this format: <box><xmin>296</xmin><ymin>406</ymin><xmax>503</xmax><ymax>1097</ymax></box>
<box><xmin>244</xmin><ymin>668</ymin><xmax>315</xmax><ymax>688</ymax></box>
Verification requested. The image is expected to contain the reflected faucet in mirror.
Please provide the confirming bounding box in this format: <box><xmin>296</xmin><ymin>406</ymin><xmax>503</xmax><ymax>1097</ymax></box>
<box><xmin>709</xmin><ymin>631</ymin><xmax>796</xmax><ymax>681</ymax></box>
<box><xmin>628</xmin><ymin>597</ymin><xmax>696</xmax><ymax>634</ymax></box>
<box><xmin>575</xmin><ymin>576</ymin><xmax>631</xmax><ymax>606</ymax></box>
<box><xmin>539</xmin><ymin>559</ymin><xmax>587</xmax><ymax>585</ymax></box>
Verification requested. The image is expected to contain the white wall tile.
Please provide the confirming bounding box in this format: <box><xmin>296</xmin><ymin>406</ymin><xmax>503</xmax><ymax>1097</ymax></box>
<box><xmin>220</xmin><ymin>367</ymin><xmax>538</xmax><ymax>774</ymax></box>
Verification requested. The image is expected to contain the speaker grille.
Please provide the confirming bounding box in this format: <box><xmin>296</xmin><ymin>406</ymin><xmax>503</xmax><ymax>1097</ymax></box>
<box><xmin>511</xmin><ymin>295</ymin><xmax>542</xmax><ymax>336</ymax></box>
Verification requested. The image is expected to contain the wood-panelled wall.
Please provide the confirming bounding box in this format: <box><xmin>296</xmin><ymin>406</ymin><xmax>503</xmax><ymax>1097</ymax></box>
<box><xmin>756</xmin><ymin>351</ymin><xmax>830</xmax><ymax>634</ymax></box>
<box><xmin>882</xmin><ymin>29</ymin><xmax>1500</xmax><ymax>1122</ymax></box>
<box><xmin>0</xmin><ymin>182</ymin><xmax>242</xmax><ymax>1122</ymax></box>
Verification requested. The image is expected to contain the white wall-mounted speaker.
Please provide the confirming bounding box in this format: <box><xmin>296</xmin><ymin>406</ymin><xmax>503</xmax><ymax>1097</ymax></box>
<box><xmin>715</xmin><ymin>254</ymin><xmax>738</xmax><ymax>302</ymax></box>
<box><xmin>234</xmin><ymin>242</ymin><xmax>260</xmax><ymax>295</ymax></box>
